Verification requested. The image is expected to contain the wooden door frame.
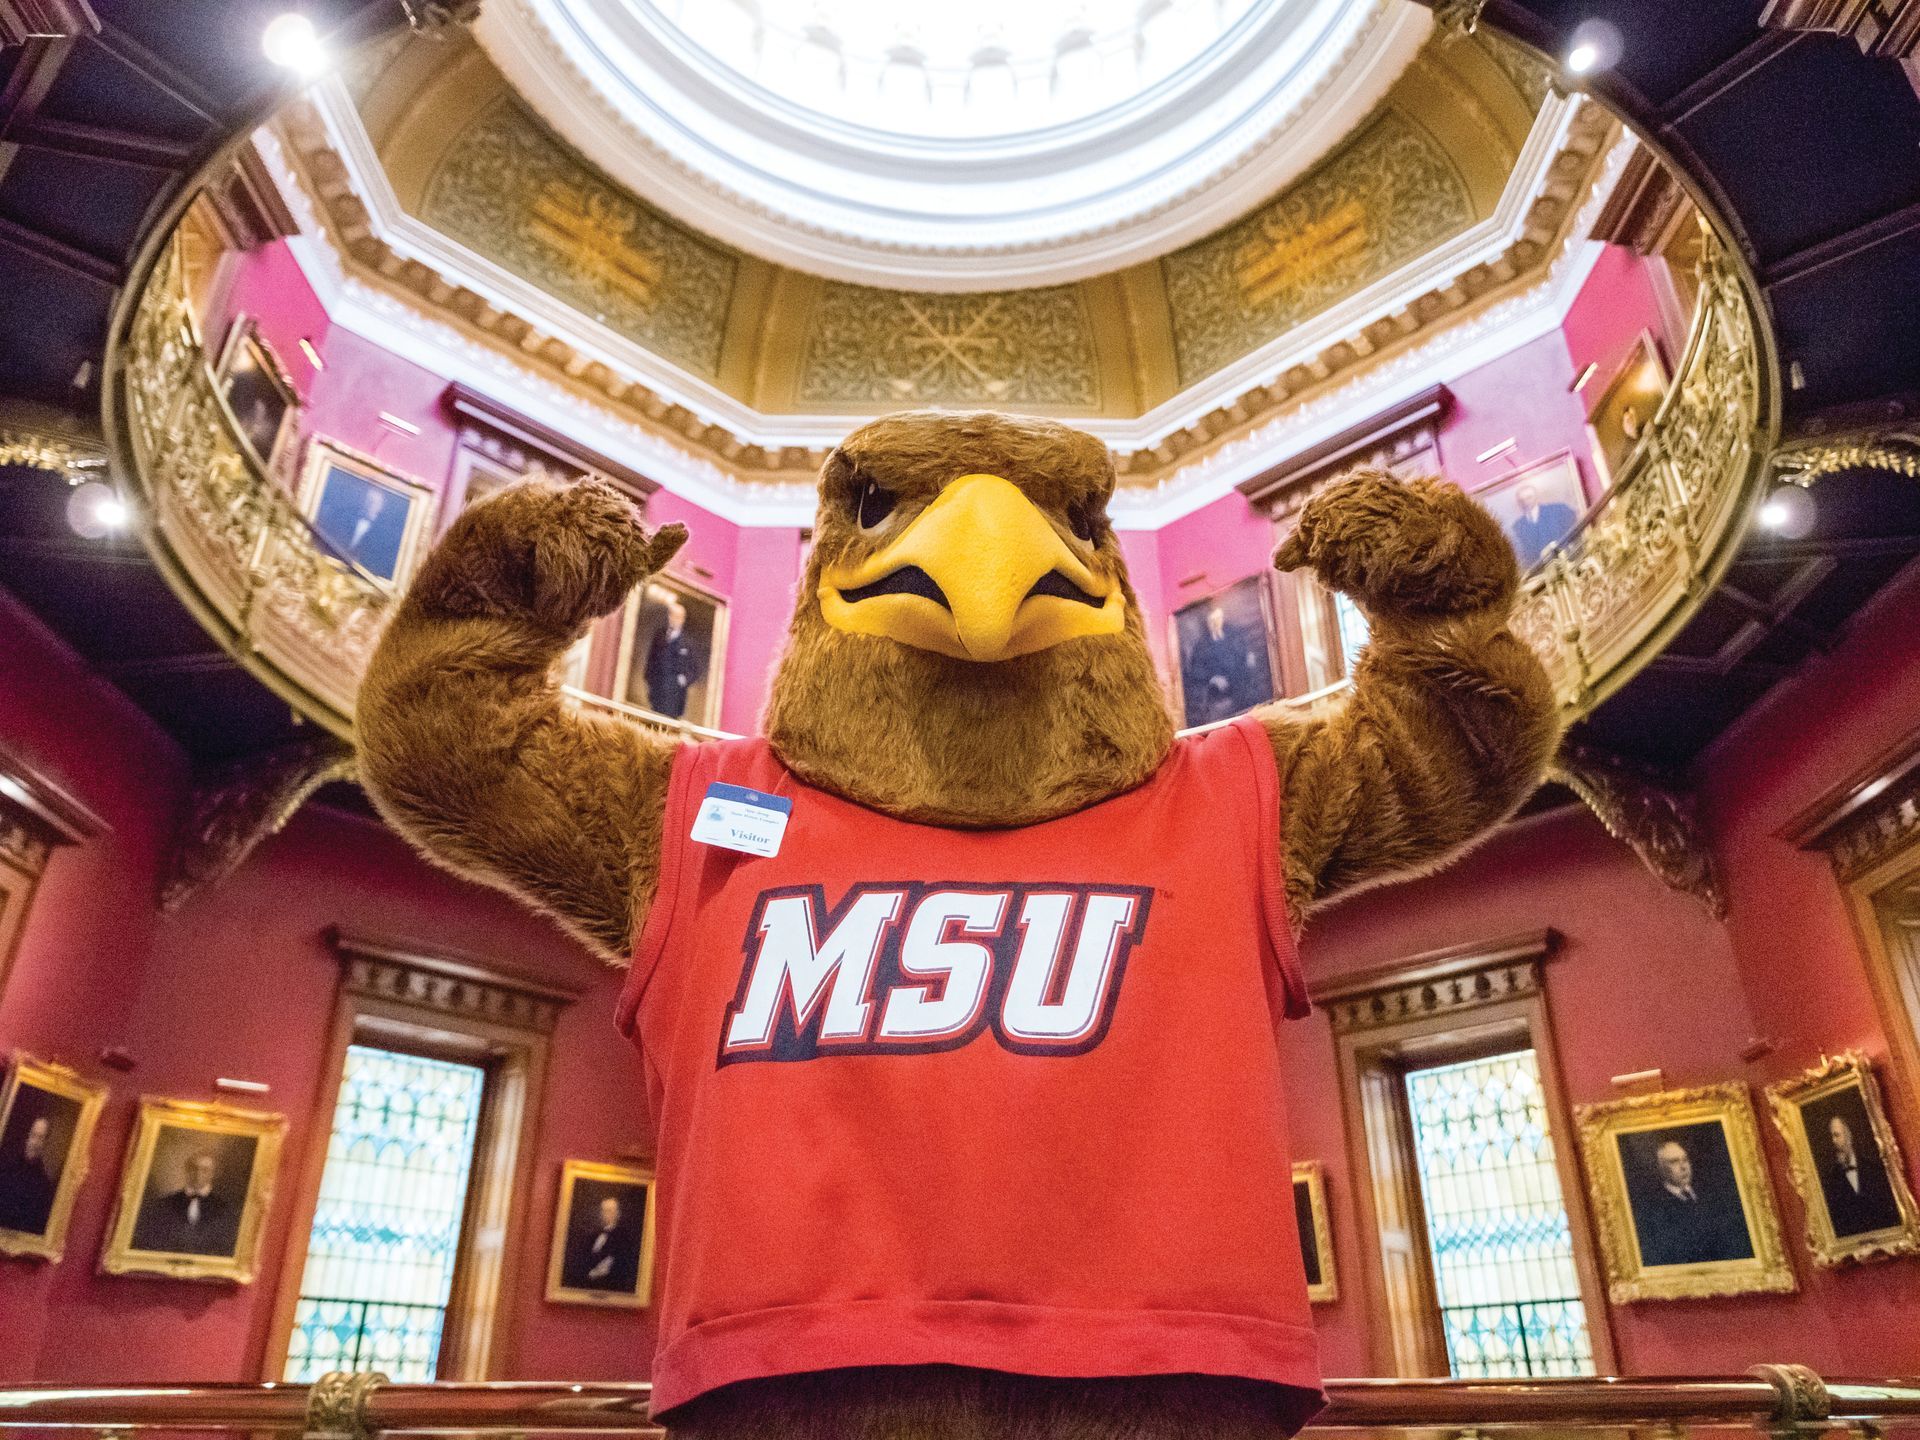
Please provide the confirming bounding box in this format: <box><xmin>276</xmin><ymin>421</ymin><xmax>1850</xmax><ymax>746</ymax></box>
<box><xmin>1314</xmin><ymin>929</ymin><xmax>1617</xmax><ymax>1378</ymax></box>
<box><xmin>258</xmin><ymin>930</ymin><xmax>584</xmax><ymax>1381</ymax></box>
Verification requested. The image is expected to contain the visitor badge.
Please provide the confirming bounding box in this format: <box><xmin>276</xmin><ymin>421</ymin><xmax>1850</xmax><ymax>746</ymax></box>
<box><xmin>690</xmin><ymin>782</ymin><xmax>791</xmax><ymax>858</ymax></box>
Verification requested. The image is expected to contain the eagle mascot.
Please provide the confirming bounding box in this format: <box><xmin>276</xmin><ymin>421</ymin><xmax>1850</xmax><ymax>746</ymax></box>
<box><xmin>358</xmin><ymin>411</ymin><xmax>1560</xmax><ymax>1440</ymax></box>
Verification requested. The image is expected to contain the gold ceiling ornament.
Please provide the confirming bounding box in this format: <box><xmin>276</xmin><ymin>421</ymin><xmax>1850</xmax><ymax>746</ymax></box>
<box><xmin>1549</xmin><ymin>740</ymin><xmax>1727</xmax><ymax>917</ymax></box>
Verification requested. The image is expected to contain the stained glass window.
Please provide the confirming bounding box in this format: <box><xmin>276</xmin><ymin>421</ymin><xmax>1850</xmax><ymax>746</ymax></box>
<box><xmin>1403</xmin><ymin>1050</ymin><xmax>1595</xmax><ymax>1378</ymax></box>
<box><xmin>284</xmin><ymin>1045</ymin><xmax>487</xmax><ymax>1381</ymax></box>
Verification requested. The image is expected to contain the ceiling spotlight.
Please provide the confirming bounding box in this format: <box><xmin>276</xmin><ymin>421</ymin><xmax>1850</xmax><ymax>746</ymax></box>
<box><xmin>1758</xmin><ymin>484</ymin><xmax>1816</xmax><ymax>540</ymax></box>
<box><xmin>1564</xmin><ymin>19</ymin><xmax>1622</xmax><ymax>77</ymax></box>
<box><xmin>67</xmin><ymin>481</ymin><xmax>129</xmax><ymax>539</ymax></box>
<box><xmin>262</xmin><ymin>12</ymin><xmax>327</xmax><ymax>76</ymax></box>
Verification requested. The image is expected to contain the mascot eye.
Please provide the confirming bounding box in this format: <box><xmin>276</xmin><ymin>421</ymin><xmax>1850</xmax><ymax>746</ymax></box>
<box><xmin>856</xmin><ymin>477</ymin><xmax>896</xmax><ymax>530</ymax></box>
<box><xmin>1068</xmin><ymin>501</ymin><xmax>1100</xmax><ymax>543</ymax></box>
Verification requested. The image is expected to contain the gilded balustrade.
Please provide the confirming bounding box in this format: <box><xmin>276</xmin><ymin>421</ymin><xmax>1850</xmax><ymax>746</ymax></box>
<box><xmin>111</xmin><ymin>218</ymin><xmax>1772</xmax><ymax>746</ymax></box>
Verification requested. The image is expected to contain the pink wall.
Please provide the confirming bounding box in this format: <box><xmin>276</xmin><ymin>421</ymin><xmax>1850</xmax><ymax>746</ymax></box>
<box><xmin>0</xmin><ymin>594</ymin><xmax>656</xmax><ymax>1382</ymax></box>
<box><xmin>1690</xmin><ymin>557</ymin><xmax>1920</xmax><ymax>1373</ymax></box>
<box><xmin>1434</xmin><ymin>329</ymin><xmax>1597</xmax><ymax>503</ymax></box>
<box><xmin>1562</xmin><ymin>243</ymin><xmax>1683</xmax><ymax>404</ymax></box>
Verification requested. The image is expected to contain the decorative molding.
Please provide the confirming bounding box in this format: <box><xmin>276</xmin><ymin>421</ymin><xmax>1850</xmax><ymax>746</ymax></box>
<box><xmin>401</xmin><ymin>0</ymin><xmax>481</xmax><ymax>39</ymax></box>
<box><xmin>1237</xmin><ymin>384</ymin><xmax>1449</xmax><ymax>513</ymax></box>
<box><xmin>0</xmin><ymin>740</ymin><xmax>109</xmax><ymax>848</ymax></box>
<box><xmin>266</xmin><ymin>79</ymin><xmax>1613</xmax><ymax>485</ymax></box>
<box><xmin>201</xmin><ymin>141</ymin><xmax>301</xmax><ymax>252</ymax></box>
<box><xmin>446</xmin><ymin>382</ymin><xmax>660</xmax><ymax>497</ymax></box>
<box><xmin>1760</xmin><ymin>0</ymin><xmax>1920</xmax><ymax>91</ymax></box>
<box><xmin>0</xmin><ymin>0</ymin><xmax>98</xmax><ymax>46</ymax></box>
<box><xmin>1781</xmin><ymin>731</ymin><xmax>1920</xmax><ymax>882</ymax></box>
<box><xmin>159</xmin><ymin>735</ymin><xmax>358</xmax><ymax>912</ymax></box>
<box><xmin>1749</xmin><ymin>1363</ymin><xmax>1834</xmax><ymax>1426</ymax></box>
<box><xmin>327</xmin><ymin>927</ymin><xmax>587</xmax><ymax>1035</ymax></box>
<box><xmin>1550</xmin><ymin>740</ymin><xmax>1728</xmax><ymax>918</ymax></box>
<box><xmin>1770</xmin><ymin>424</ymin><xmax>1920</xmax><ymax>485</ymax></box>
<box><xmin>1430</xmin><ymin>0</ymin><xmax>1487</xmax><ymax>37</ymax></box>
<box><xmin>0</xmin><ymin>428</ymin><xmax>106</xmax><ymax>477</ymax></box>
<box><xmin>1591</xmin><ymin>144</ymin><xmax>1689</xmax><ymax>257</ymax></box>
<box><xmin>1309</xmin><ymin>928</ymin><xmax>1558</xmax><ymax>1034</ymax></box>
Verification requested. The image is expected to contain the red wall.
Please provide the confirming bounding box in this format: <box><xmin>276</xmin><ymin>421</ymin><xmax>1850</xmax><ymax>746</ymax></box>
<box><xmin>0</xmin><ymin>592</ymin><xmax>656</xmax><ymax>1382</ymax></box>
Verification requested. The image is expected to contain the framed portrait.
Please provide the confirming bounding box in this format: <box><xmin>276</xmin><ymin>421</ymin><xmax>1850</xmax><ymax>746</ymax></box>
<box><xmin>1577</xmin><ymin>1083</ymin><xmax>1795</xmax><ymax>1302</ymax></box>
<box><xmin>100</xmin><ymin>1096</ymin><xmax>286</xmax><ymax>1283</ymax></box>
<box><xmin>1470</xmin><ymin>451</ymin><xmax>1587</xmax><ymax>573</ymax></box>
<box><xmin>1292</xmin><ymin>1160</ymin><xmax>1337</xmax><ymax>1304</ymax></box>
<box><xmin>214</xmin><ymin>314</ymin><xmax>299</xmax><ymax>473</ymax></box>
<box><xmin>614</xmin><ymin>574</ymin><xmax>728</xmax><ymax>729</ymax></box>
<box><xmin>546</xmin><ymin>1159</ymin><xmax>657</xmax><ymax>1308</ymax></box>
<box><xmin>1170</xmin><ymin>574</ymin><xmax>1280</xmax><ymax>730</ymax></box>
<box><xmin>0</xmin><ymin>1053</ymin><xmax>107</xmax><ymax>1262</ymax></box>
<box><xmin>1584</xmin><ymin>332</ymin><xmax>1669</xmax><ymax>486</ymax></box>
<box><xmin>1766</xmin><ymin>1052</ymin><xmax>1920</xmax><ymax>1266</ymax></box>
<box><xmin>297</xmin><ymin>439</ymin><xmax>437</xmax><ymax>590</ymax></box>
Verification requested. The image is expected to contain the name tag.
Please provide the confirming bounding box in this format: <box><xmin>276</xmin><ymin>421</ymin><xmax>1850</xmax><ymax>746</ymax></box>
<box><xmin>691</xmin><ymin>782</ymin><xmax>792</xmax><ymax>858</ymax></box>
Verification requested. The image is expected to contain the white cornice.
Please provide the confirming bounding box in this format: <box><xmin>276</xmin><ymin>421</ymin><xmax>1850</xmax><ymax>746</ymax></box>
<box><xmin>303</xmin><ymin>82</ymin><xmax>1591</xmax><ymax>455</ymax></box>
<box><xmin>253</xmin><ymin>106</ymin><xmax>1632</xmax><ymax>531</ymax></box>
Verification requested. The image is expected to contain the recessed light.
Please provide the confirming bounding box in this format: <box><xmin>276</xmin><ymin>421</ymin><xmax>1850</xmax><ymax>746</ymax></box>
<box><xmin>1564</xmin><ymin>19</ymin><xmax>1622</xmax><ymax>77</ymax></box>
<box><xmin>262</xmin><ymin>12</ymin><xmax>327</xmax><ymax>76</ymax></box>
<box><xmin>66</xmin><ymin>481</ymin><xmax>128</xmax><ymax>538</ymax></box>
<box><xmin>1758</xmin><ymin>485</ymin><xmax>1815</xmax><ymax>539</ymax></box>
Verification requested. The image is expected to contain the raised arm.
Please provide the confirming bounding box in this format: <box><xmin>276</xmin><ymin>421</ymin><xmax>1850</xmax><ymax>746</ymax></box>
<box><xmin>355</xmin><ymin>476</ymin><xmax>688</xmax><ymax>962</ymax></box>
<box><xmin>1262</xmin><ymin>470</ymin><xmax>1563</xmax><ymax>923</ymax></box>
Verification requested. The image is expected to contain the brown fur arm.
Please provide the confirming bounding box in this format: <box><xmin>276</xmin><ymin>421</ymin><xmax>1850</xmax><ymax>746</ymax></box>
<box><xmin>1261</xmin><ymin>470</ymin><xmax>1564</xmax><ymax>922</ymax></box>
<box><xmin>355</xmin><ymin>477</ymin><xmax>689</xmax><ymax>962</ymax></box>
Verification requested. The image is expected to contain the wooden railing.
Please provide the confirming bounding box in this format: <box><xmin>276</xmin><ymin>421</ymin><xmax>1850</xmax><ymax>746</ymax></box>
<box><xmin>0</xmin><ymin>1369</ymin><xmax>1914</xmax><ymax>1434</ymax></box>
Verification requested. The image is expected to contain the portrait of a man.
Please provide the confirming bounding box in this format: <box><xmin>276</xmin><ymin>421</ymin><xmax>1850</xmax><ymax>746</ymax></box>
<box><xmin>547</xmin><ymin>1160</ymin><xmax>657</xmax><ymax>1307</ymax></box>
<box><xmin>1173</xmin><ymin>576</ymin><xmax>1277</xmax><ymax>729</ymax></box>
<box><xmin>622</xmin><ymin>581</ymin><xmax>724</xmax><ymax>727</ymax></box>
<box><xmin>130</xmin><ymin>1133</ymin><xmax>254</xmax><ymax>1258</ymax></box>
<box><xmin>101</xmin><ymin>1098</ymin><xmax>284</xmax><ymax>1282</ymax></box>
<box><xmin>0</xmin><ymin>1057</ymin><xmax>101</xmax><ymax>1260</ymax></box>
<box><xmin>220</xmin><ymin>331</ymin><xmax>296</xmax><ymax>469</ymax></box>
<box><xmin>1766</xmin><ymin>1053</ymin><xmax>1919</xmax><ymax>1265</ymax></box>
<box><xmin>1620</xmin><ymin>1124</ymin><xmax>1755</xmax><ymax>1269</ymax></box>
<box><xmin>1290</xmin><ymin>1160</ymin><xmax>1336</xmax><ymax>1304</ymax></box>
<box><xmin>1800</xmin><ymin>1085</ymin><xmax>1904</xmax><ymax>1239</ymax></box>
<box><xmin>1470</xmin><ymin>453</ymin><xmax>1588</xmax><ymax>572</ymax></box>
<box><xmin>311</xmin><ymin>466</ymin><xmax>414</xmax><ymax>583</ymax></box>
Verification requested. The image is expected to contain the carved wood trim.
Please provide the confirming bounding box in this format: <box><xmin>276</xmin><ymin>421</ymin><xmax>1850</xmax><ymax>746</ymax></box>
<box><xmin>1310</xmin><ymin>928</ymin><xmax>1559</xmax><ymax>1035</ymax></box>
<box><xmin>1780</xmin><ymin>731</ymin><xmax>1920</xmax><ymax>882</ymax></box>
<box><xmin>325</xmin><ymin>927</ymin><xmax>589</xmax><ymax>1036</ymax></box>
<box><xmin>0</xmin><ymin>0</ymin><xmax>99</xmax><ymax>46</ymax></box>
<box><xmin>444</xmin><ymin>383</ymin><xmax>661</xmax><ymax>500</ymax></box>
<box><xmin>0</xmin><ymin>740</ymin><xmax>109</xmax><ymax>848</ymax></box>
<box><xmin>1236</xmin><ymin>385</ymin><xmax>1451</xmax><ymax>515</ymax></box>
<box><xmin>1550</xmin><ymin>740</ymin><xmax>1728</xmax><ymax>917</ymax></box>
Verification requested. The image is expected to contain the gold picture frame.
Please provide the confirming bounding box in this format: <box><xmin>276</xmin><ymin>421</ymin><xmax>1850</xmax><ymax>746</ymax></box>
<box><xmin>1583</xmin><ymin>330</ymin><xmax>1669</xmax><ymax>487</ymax></box>
<box><xmin>1168</xmin><ymin>572</ymin><xmax>1283</xmax><ymax>730</ymax></box>
<box><xmin>213</xmin><ymin>313</ymin><xmax>300</xmax><ymax>475</ymax></box>
<box><xmin>296</xmin><ymin>437</ymin><xmax>438</xmax><ymax>592</ymax></box>
<box><xmin>1292</xmin><ymin>1160</ymin><xmax>1337</xmax><ymax>1304</ymax></box>
<box><xmin>1577</xmin><ymin>1082</ymin><xmax>1795</xmax><ymax>1302</ymax></box>
<box><xmin>0</xmin><ymin>1053</ymin><xmax>107</xmax><ymax>1263</ymax></box>
<box><xmin>612</xmin><ymin>571</ymin><xmax>729</xmax><ymax>731</ymax></box>
<box><xmin>100</xmin><ymin>1096</ymin><xmax>286</xmax><ymax>1284</ymax></box>
<box><xmin>1766</xmin><ymin>1051</ymin><xmax>1920</xmax><ymax>1267</ymax></box>
<box><xmin>546</xmin><ymin>1158</ymin><xmax>658</xmax><ymax>1308</ymax></box>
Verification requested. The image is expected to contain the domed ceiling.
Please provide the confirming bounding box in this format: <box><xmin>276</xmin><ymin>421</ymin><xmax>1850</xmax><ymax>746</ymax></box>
<box><xmin>471</xmin><ymin>0</ymin><xmax>1436</xmax><ymax>286</ymax></box>
<box><xmin>259</xmin><ymin>3</ymin><xmax>1621</xmax><ymax>513</ymax></box>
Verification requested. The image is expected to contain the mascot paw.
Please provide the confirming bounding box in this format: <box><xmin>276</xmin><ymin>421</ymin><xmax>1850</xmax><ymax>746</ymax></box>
<box><xmin>1273</xmin><ymin>469</ymin><xmax>1518</xmax><ymax>618</ymax></box>
<box><xmin>411</xmin><ymin>475</ymin><xmax>689</xmax><ymax>634</ymax></box>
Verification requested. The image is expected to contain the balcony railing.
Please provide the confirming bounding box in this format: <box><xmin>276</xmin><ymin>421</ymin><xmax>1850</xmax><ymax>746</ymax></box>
<box><xmin>0</xmin><ymin>1369</ymin><xmax>1912</xmax><ymax>1435</ymax></box>
<box><xmin>107</xmin><ymin>213</ymin><xmax>1772</xmax><ymax>745</ymax></box>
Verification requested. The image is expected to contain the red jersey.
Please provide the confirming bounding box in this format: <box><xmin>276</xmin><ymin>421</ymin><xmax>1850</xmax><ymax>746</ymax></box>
<box><xmin>617</xmin><ymin>715</ymin><xmax>1322</xmax><ymax>1425</ymax></box>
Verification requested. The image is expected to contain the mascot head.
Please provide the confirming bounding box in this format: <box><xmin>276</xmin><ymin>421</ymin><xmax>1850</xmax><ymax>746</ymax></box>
<box><xmin>764</xmin><ymin>411</ymin><xmax>1175</xmax><ymax>827</ymax></box>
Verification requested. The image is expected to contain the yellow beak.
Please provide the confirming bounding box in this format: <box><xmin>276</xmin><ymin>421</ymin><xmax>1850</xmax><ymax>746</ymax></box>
<box><xmin>819</xmin><ymin>472</ymin><xmax>1125</xmax><ymax>662</ymax></box>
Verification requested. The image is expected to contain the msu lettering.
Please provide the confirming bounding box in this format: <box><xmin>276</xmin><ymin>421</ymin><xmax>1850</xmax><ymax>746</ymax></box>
<box><xmin>719</xmin><ymin>882</ymin><xmax>1154</xmax><ymax>1065</ymax></box>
